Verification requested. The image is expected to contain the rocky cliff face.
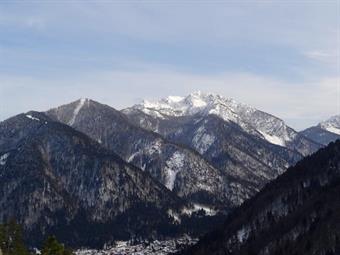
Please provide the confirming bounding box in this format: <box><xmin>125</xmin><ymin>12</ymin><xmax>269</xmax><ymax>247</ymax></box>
<box><xmin>0</xmin><ymin>112</ymin><xmax>185</xmax><ymax>248</ymax></box>
<box><xmin>161</xmin><ymin>114</ymin><xmax>297</xmax><ymax>198</ymax></box>
<box><xmin>123</xmin><ymin>91</ymin><xmax>320</xmax><ymax>156</ymax></box>
<box><xmin>181</xmin><ymin>140</ymin><xmax>340</xmax><ymax>255</ymax></box>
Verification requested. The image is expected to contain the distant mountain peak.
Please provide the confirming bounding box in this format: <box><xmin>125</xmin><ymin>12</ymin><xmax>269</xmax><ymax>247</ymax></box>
<box><xmin>47</xmin><ymin>98</ymin><xmax>108</xmax><ymax>126</ymax></box>
<box><xmin>301</xmin><ymin>115</ymin><xmax>340</xmax><ymax>146</ymax></box>
<box><xmin>69</xmin><ymin>98</ymin><xmax>88</xmax><ymax>125</ymax></box>
<box><xmin>318</xmin><ymin>114</ymin><xmax>340</xmax><ymax>135</ymax></box>
<box><xmin>136</xmin><ymin>91</ymin><xmax>253</xmax><ymax>122</ymax></box>
<box><xmin>131</xmin><ymin>92</ymin><xmax>300</xmax><ymax>148</ymax></box>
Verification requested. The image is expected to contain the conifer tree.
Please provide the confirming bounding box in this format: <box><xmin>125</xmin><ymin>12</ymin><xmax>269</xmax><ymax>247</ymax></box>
<box><xmin>41</xmin><ymin>236</ymin><xmax>74</xmax><ymax>255</ymax></box>
<box><xmin>0</xmin><ymin>220</ymin><xmax>29</xmax><ymax>255</ymax></box>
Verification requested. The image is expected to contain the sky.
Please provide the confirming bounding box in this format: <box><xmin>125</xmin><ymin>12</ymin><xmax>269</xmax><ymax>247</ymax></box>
<box><xmin>0</xmin><ymin>1</ymin><xmax>339</xmax><ymax>130</ymax></box>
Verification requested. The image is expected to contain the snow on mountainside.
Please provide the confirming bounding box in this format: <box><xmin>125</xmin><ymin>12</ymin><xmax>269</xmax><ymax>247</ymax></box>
<box><xmin>47</xmin><ymin>99</ymin><xmax>237</xmax><ymax>208</ymax></box>
<box><xmin>122</xmin><ymin>93</ymin><xmax>320</xmax><ymax>204</ymax></box>
<box><xmin>300</xmin><ymin>115</ymin><xmax>340</xmax><ymax>146</ymax></box>
<box><xmin>318</xmin><ymin>115</ymin><xmax>340</xmax><ymax>135</ymax></box>
<box><xmin>128</xmin><ymin>91</ymin><xmax>316</xmax><ymax>151</ymax></box>
<box><xmin>69</xmin><ymin>98</ymin><xmax>88</xmax><ymax>125</ymax></box>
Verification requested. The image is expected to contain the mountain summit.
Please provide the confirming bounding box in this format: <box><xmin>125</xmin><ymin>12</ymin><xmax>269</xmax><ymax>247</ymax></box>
<box><xmin>125</xmin><ymin>91</ymin><xmax>320</xmax><ymax>155</ymax></box>
<box><xmin>301</xmin><ymin>114</ymin><xmax>340</xmax><ymax>145</ymax></box>
<box><xmin>319</xmin><ymin>115</ymin><xmax>340</xmax><ymax>135</ymax></box>
<box><xmin>123</xmin><ymin>92</ymin><xmax>321</xmax><ymax>208</ymax></box>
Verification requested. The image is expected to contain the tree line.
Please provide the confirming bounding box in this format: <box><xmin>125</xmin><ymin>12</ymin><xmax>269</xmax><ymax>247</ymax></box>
<box><xmin>0</xmin><ymin>220</ymin><xmax>74</xmax><ymax>255</ymax></box>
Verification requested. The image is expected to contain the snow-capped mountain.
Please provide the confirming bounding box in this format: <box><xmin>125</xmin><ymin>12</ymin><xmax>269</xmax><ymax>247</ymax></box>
<box><xmin>124</xmin><ymin>91</ymin><xmax>320</xmax><ymax>156</ymax></box>
<box><xmin>301</xmin><ymin>115</ymin><xmax>340</xmax><ymax>145</ymax></box>
<box><xmin>319</xmin><ymin>115</ymin><xmax>340</xmax><ymax>135</ymax></box>
<box><xmin>123</xmin><ymin>92</ymin><xmax>320</xmax><ymax>193</ymax></box>
<box><xmin>47</xmin><ymin>99</ymin><xmax>242</xmax><ymax>209</ymax></box>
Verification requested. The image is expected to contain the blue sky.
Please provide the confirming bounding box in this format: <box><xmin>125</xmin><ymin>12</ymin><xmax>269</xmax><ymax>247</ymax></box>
<box><xmin>0</xmin><ymin>1</ymin><xmax>339</xmax><ymax>130</ymax></box>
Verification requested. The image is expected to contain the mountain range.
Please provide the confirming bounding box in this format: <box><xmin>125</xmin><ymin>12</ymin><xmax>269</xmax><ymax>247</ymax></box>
<box><xmin>0</xmin><ymin>91</ymin><xmax>338</xmax><ymax>250</ymax></box>
<box><xmin>46</xmin><ymin>99</ymin><xmax>233</xmax><ymax>209</ymax></box>
<box><xmin>124</xmin><ymin>92</ymin><xmax>321</xmax><ymax>202</ymax></box>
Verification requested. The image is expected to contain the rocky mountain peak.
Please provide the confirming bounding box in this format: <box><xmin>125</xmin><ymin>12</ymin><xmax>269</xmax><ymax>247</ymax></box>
<box><xmin>318</xmin><ymin>114</ymin><xmax>340</xmax><ymax>135</ymax></box>
<box><xmin>129</xmin><ymin>92</ymin><xmax>317</xmax><ymax>150</ymax></box>
<box><xmin>300</xmin><ymin>115</ymin><xmax>340</xmax><ymax>146</ymax></box>
<box><xmin>137</xmin><ymin>91</ymin><xmax>251</xmax><ymax>121</ymax></box>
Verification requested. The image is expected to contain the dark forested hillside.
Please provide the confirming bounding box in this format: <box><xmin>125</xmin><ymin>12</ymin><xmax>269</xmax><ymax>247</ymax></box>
<box><xmin>0</xmin><ymin>112</ymin><xmax>186</xmax><ymax>248</ymax></box>
<box><xmin>181</xmin><ymin>139</ymin><xmax>340</xmax><ymax>255</ymax></box>
<box><xmin>301</xmin><ymin>126</ymin><xmax>340</xmax><ymax>146</ymax></box>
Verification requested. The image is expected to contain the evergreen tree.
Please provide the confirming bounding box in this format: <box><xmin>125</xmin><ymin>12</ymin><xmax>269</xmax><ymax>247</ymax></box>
<box><xmin>41</xmin><ymin>236</ymin><xmax>74</xmax><ymax>255</ymax></box>
<box><xmin>0</xmin><ymin>219</ymin><xmax>29</xmax><ymax>255</ymax></box>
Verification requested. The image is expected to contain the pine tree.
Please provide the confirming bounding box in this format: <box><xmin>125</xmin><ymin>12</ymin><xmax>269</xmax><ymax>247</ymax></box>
<box><xmin>41</xmin><ymin>236</ymin><xmax>74</xmax><ymax>255</ymax></box>
<box><xmin>0</xmin><ymin>219</ymin><xmax>29</xmax><ymax>255</ymax></box>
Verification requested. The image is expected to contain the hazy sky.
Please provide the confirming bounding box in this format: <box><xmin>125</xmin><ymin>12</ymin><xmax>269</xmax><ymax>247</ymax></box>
<box><xmin>0</xmin><ymin>1</ymin><xmax>339</xmax><ymax>130</ymax></box>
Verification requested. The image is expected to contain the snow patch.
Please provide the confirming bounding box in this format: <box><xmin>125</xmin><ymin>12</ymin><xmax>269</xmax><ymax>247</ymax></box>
<box><xmin>192</xmin><ymin>126</ymin><xmax>215</xmax><ymax>154</ymax></box>
<box><xmin>258</xmin><ymin>130</ymin><xmax>286</xmax><ymax>147</ymax></box>
<box><xmin>236</xmin><ymin>226</ymin><xmax>250</xmax><ymax>243</ymax></box>
<box><xmin>127</xmin><ymin>140</ymin><xmax>162</xmax><ymax>163</ymax></box>
<box><xmin>0</xmin><ymin>153</ymin><xmax>9</xmax><ymax>166</ymax></box>
<box><xmin>319</xmin><ymin>115</ymin><xmax>340</xmax><ymax>135</ymax></box>
<box><xmin>324</xmin><ymin>126</ymin><xmax>340</xmax><ymax>135</ymax></box>
<box><xmin>193</xmin><ymin>204</ymin><xmax>217</xmax><ymax>216</ymax></box>
<box><xmin>25</xmin><ymin>114</ymin><xmax>40</xmax><ymax>121</ymax></box>
<box><xmin>302</xmin><ymin>180</ymin><xmax>311</xmax><ymax>188</ymax></box>
<box><xmin>185</xmin><ymin>91</ymin><xmax>207</xmax><ymax>108</ymax></box>
<box><xmin>69</xmin><ymin>98</ymin><xmax>86</xmax><ymax>125</ymax></box>
<box><xmin>32</xmin><ymin>248</ymin><xmax>41</xmax><ymax>255</ymax></box>
<box><xmin>127</xmin><ymin>151</ymin><xmax>139</xmax><ymax>163</ymax></box>
<box><xmin>167</xmin><ymin>209</ymin><xmax>181</xmax><ymax>223</ymax></box>
<box><xmin>165</xmin><ymin>151</ymin><xmax>185</xmax><ymax>190</ymax></box>
<box><xmin>181</xmin><ymin>203</ymin><xmax>217</xmax><ymax>216</ymax></box>
<box><xmin>146</xmin><ymin>139</ymin><xmax>162</xmax><ymax>155</ymax></box>
<box><xmin>167</xmin><ymin>95</ymin><xmax>184</xmax><ymax>103</ymax></box>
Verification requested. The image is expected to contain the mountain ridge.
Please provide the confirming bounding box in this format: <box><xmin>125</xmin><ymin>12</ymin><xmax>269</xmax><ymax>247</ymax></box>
<box><xmin>301</xmin><ymin>115</ymin><xmax>340</xmax><ymax>146</ymax></box>
<box><xmin>180</xmin><ymin>139</ymin><xmax>340</xmax><ymax>255</ymax></box>
<box><xmin>124</xmin><ymin>91</ymin><xmax>321</xmax><ymax>155</ymax></box>
<box><xmin>0</xmin><ymin>111</ymin><xmax>188</xmax><ymax>248</ymax></box>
